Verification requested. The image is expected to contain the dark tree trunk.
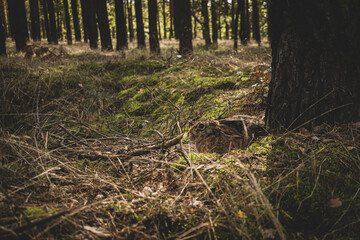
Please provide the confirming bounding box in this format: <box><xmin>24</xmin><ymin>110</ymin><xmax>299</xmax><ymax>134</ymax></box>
<box><xmin>79</xmin><ymin>0</ymin><xmax>88</xmax><ymax>42</ymax></box>
<box><xmin>96</xmin><ymin>0</ymin><xmax>112</xmax><ymax>51</ymax></box>
<box><xmin>47</xmin><ymin>0</ymin><xmax>58</xmax><ymax>44</ymax></box>
<box><xmin>71</xmin><ymin>0</ymin><xmax>81</xmax><ymax>41</ymax></box>
<box><xmin>174</xmin><ymin>0</ymin><xmax>192</xmax><ymax>55</ymax></box>
<box><xmin>157</xmin><ymin>4</ymin><xmax>161</xmax><ymax>40</ymax></box>
<box><xmin>245</xmin><ymin>0</ymin><xmax>250</xmax><ymax>41</ymax></box>
<box><xmin>169</xmin><ymin>0</ymin><xmax>174</xmax><ymax>39</ymax></box>
<box><xmin>86</xmin><ymin>0</ymin><xmax>98</xmax><ymax>49</ymax></box>
<box><xmin>210</xmin><ymin>0</ymin><xmax>218</xmax><ymax>46</ymax></box>
<box><xmin>134</xmin><ymin>0</ymin><xmax>145</xmax><ymax>48</ymax></box>
<box><xmin>115</xmin><ymin>0</ymin><xmax>127</xmax><ymax>50</ymax></box>
<box><xmin>29</xmin><ymin>0</ymin><xmax>41</xmax><ymax>41</ymax></box>
<box><xmin>162</xmin><ymin>0</ymin><xmax>166</xmax><ymax>39</ymax></box>
<box><xmin>56</xmin><ymin>1</ymin><xmax>63</xmax><ymax>40</ymax></box>
<box><xmin>251</xmin><ymin>0</ymin><xmax>260</xmax><ymax>45</ymax></box>
<box><xmin>266</xmin><ymin>0</ymin><xmax>360</xmax><ymax>131</ymax></box>
<box><xmin>63</xmin><ymin>0</ymin><xmax>72</xmax><ymax>44</ymax></box>
<box><xmin>201</xmin><ymin>0</ymin><xmax>211</xmax><ymax>48</ymax></box>
<box><xmin>0</xmin><ymin>0</ymin><xmax>7</xmax><ymax>38</ymax></box>
<box><xmin>148</xmin><ymin>0</ymin><xmax>160</xmax><ymax>54</ymax></box>
<box><xmin>42</xmin><ymin>0</ymin><xmax>51</xmax><ymax>42</ymax></box>
<box><xmin>218</xmin><ymin>1</ymin><xmax>221</xmax><ymax>40</ymax></box>
<box><xmin>0</xmin><ymin>0</ymin><xmax>6</xmax><ymax>55</ymax></box>
<box><xmin>230</xmin><ymin>0</ymin><xmax>235</xmax><ymax>40</ymax></box>
<box><xmin>233</xmin><ymin>0</ymin><xmax>240</xmax><ymax>49</ymax></box>
<box><xmin>126</xmin><ymin>0</ymin><xmax>134</xmax><ymax>41</ymax></box>
<box><xmin>7</xmin><ymin>0</ymin><xmax>27</xmax><ymax>51</ymax></box>
<box><xmin>224</xmin><ymin>0</ymin><xmax>229</xmax><ymax>39</ymax></box>
<box><xmin>238</xmin><ymin>0</ymin><xmax>247</xmax><ymax>45</ymax></box>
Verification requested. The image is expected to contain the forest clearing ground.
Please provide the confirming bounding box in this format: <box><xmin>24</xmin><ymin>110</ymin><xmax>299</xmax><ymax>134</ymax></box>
<box><xmin>0</xmin><ymin>39</ymin><xmax>359</xmax><ymax>239</ymax></box>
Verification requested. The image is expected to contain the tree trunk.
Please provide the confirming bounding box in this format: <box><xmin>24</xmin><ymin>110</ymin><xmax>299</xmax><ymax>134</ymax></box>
<box><xmin>63</xmin><ymin>0</ymin><xmax>72</xmax><ymax>44</ymax></box>
<box><xmin>0</xmin><ymin>0</ymin><xmax>7</xmax><ymax>38</ymax></box>
<box><xmin>6</xmin><ymin>0</ymin><xmax>27</xmax><ymax>51</ymax></box>
<box><xmin>126</xmin><ymin>0</ymin><xmax>134</xmax><ymax>42</ymax></box>
<box><xmin>218</xmin><ymin>1</ymin><xmax>221</xmax><ymax>40</ymax></box>
<box><xmin>157</xmin><ymin>4</ymin><xmax>161</xmax><ymax>40</ymax></box>
<box><xmin>29</xmin><ymin>0</ymin><xmax>41</xmax><ymax>41</ymax></box>
<box><xmin>238</xmin><ymin>0</ymin><xmax>247</xmax><ymax>45</ymax></box>
<box><xmin>42</xmin><ymin>0</ymin><xmax>51</xmax><ymax>43</ymax></box>
<box><xmin>174</xmin><ymin>0</ymin><xmax>192</xmax><ymax>55</ymax></box>
<box><xmin>148</xmin><ymin>0</ymin><xmax>160</xmax><ymax>54</ymax></box>
<box><xmin>85</xmin><ymin>0</ymin><xmax>98</xmax><ymax>49</ymax></box>
<box><xmin>115</xmin><ymin>0</ymin><xmax>127</xmax><ymax>49</ymax></box>
<box><xmin>251</xmin><ymin>0</ymin><xmax>260</xmax><ymax>45</ymax></box>
<box><xmin>201</xmin><ymin>0</ymin><xmax>211</xmax><ymax>48</ymax></box>
<box><xmin>162</xmin><ymin>0</ymin><xmax>166</xmax><ymax>39</ymax></box>
<box><xmin>233</xmin><ymin>0</ymin><xmax>240</xmax><ymax>50</ymax></box>
<box><xmin>79</xmin><ymin>0</ymin><xmax>88</xmax><ymax>42</ymax></box>
<box><xmin>224</xmin><ymin>0</ymin><xmax>229</xmax><ymax>39</ymax></box>
<box><xmin>134</xmin><ymin>0</ymin><xmax>145</xmax><ymax>48</ymax></box>
<box><xmin>245</xmin><ymin>0</ymin><xmax>250</xmax><ymax>41</ymax></box>
<box><xmin>266</xmin><ymin>0</ymin><xmax>360</xmax><ymax>131</ymax></box>
<box><xmin>230</xmin><ymin>0</ymin><xmax>235</xmax><ymax>40</ymax></box>
<box><xmin>0</xmin><ymin>0</ymin><xmax>6</xmax><ymax>55</ymax></box>
<box><xmin>210</xmin><ymin>0</ymin><xmax>218</xmax><ymax>46</ymax></box>
<box><xmin>56</xmin><ymin>1</ymin><xmax>63</xmax><ymax>40</ymax></box>
<box><xmin>169</xmin><ymin>0</ymin><xmax>174</xmax><ymax>39</ymax></box>
<box><xmin>96</xmin><ymin>0</ymin><xmax>112</xmax><ymax>51</ymax></box>
<box><xmin>71</xmin><ymin>0</ymin><xmax>81</xmax><ymax>41</ymax></box>
<box><xmin>47</xmin><ymin>0</ymin><xmax>58</xmax><ymax>44</ymax></box>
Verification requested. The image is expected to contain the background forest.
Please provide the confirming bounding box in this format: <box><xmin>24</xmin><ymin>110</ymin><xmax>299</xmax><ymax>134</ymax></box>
<box><xmin>1</xmin><ymin>0</ymin><xmax>360</xmax><ymax>239</ymax></box>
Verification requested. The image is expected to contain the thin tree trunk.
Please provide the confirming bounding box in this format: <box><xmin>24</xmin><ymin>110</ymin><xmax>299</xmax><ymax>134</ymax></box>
<box><xmin>245</xmin><ymin>0</ymin><xmax>250</xmax><ymax>41</ymax></box>
<box><xmin>174</xmin><ymin>0</ymin><xmax>192</xmax><ymax>55</ymax></box>
<box><xmin>86</xmin><ymin>0</ymin><xmax>98</xmax><ymax>49</ymax></box>
<box><xmin>238</xmin><ymin>0</ymin><xmax>247</xmax><ymax>45</ymax></box>
<box><xmin>162</xmin><ymin>0</ymin><xmax>166</xmax><ymax>39</ymax></box>
<box><xmin>42</xmin><ymin>0</ymin><xmax>51</xmax><ymax>42</ymax></box>
<box><xmin>96</xmin><ymin>0</ymin><xmax>113</xmax><ymax>50</ymax></box>
<box><xmin>29</xmin><ymin>0</ymin><xmax>41</xmax><ymax>41</ymax></box>
<box><xmin>0</xmin><ymin>0</ymin><xmax>6</xmax><ymax>55</ymax></box>
<box><xmin>210</xmin><ymin>0</ymin><xmax>218</xmax><ymax>46</ymax></box>
<box><xmin>233</xmin><ymin>0</ymin><xmax>240</xmax><ymax>50</ymax></box>
<box><xmin>7</xmin><ymin>0</ymin><xmax>27</xmax><ymax>51</ymax></box>
<box><xmin>201</xmin><ymin>0</ymin><xmax>211</xmax><ymax>48</ymax></box>
<box><xmin>148</xmin><ymin>0</ymin><xmax>160</xmax><ymax>54</ymax></box>
<box><xmin>56</xmin><ymin>1</ymin><xmax>63</xmax><ymax>40</ymax></box>
<box><xmin>126</xmin><ymin>0</ymin><xmax>134</xmax><ymax>41</ymax></box>
<box><xmin>79</xmin><ymin>0</ymin><xmax>88</xmax><ymax>42</ymax></box>
<box><xmin>251</xmin><ymin>0</ymin><xmax>260</xmax><ymax>45</ymax></box>
<box><xmin>47</xmin><ymin>0</ymin><xmax>58</xmax><ymax>44</ymax></box>
<box><xmin>230</xmin><ymin>0</ymin><xmax>235</xmax><ymax>40</ymax></box>
<box><xmin>63</xmin><ymin>0</ymin><xmax>72</xmax><ymax>44</ymax></box>
<box><xmin>115</xmin><ymin>0</ymin><xmax>127</xmax><ymax>50</ymax></box>
<box><xmin>0</xmin><ymin>0</ymin><xmax>7</xmax><ymax>38</ymax></box>
<box><xmin>134</xmin><ymin>0</ymin><xmax>145</xmax><ymax>48</ymax></box>
<box><xmin>218</xmin><ymin>0</ymin><xmax>221</xmax><ymax>40</ymax></box>
<box><xmin>71</xmin><ymin>0</ymin><xmax>81</xmax><ymax>41</ymax></box>
<box><xmin>224</xmin><ymin>0</ymin><xmax>229</xmax><ymax>39</ymax></box>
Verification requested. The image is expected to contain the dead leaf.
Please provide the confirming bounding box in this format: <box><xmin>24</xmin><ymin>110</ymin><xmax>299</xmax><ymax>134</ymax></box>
<box><xmin>328</xmin><ymin>198</ymin><xmax>342</xmax><ymax>208</ymax></box>
<box><xmin>83</xmin><ymin>225</ymin><xmax>112</xmax><ymax>237</ymax></box>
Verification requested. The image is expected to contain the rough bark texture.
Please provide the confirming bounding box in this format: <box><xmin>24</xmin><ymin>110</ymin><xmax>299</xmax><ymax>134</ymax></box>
<box><xmin>174</xmin><ymin>0</ymin><xmax>192</xmax><ymax>55</ymax></box>
<box><xmin>63</xmin><ymin>0</ymin><xmax>72</xmax><ymax>44</ymax></box>
<box><xmin>266</xmin><ymin>0</ymin><xmax>360</xmax><ymax>131</ymax></box>
<box><xmin>71</xmin><ymin>0</ymin><xmax>81</xmax><ymax>41</ymax></box>
<box><xmin>210</xmin><ymin>0</ymin><xmax>218</xmax><ymax>45</ymax></box>
<box><xmin>134</xmin><ymin>0</ymin><xmax>145</xmax><ymax>48</ymax></box>
<box><xmin>115</xmin><ymin>0</ymin><xmax>127</xmax><ymax>50</ymax></box>
<box><xmin>201</xmin><ymin>0</ymin><xmax>211</xmax><ymax>48</ymax></box>
<box><xmin>47</xmin><ymin>0</ymin><xmax>58</xmax><ymax>44</ymax></box>
<box><xmin>251</xmin><ymin>0</ymin><xmax>260</xmax><ymax>45</ymax></box>
<box><xmin>0</xmin><ymin>0</ymin><xmax>6</xmax><ymax>55</ymax></box>
<box><xmin>96</xmin><ymin>0</ymin><xmax>113</xmax><ymax>51</ymax></box>
<box><xmin>29</xmin><ymin>0</ymin><xmax>41</xmax><ymax>41</ymax></box>
<box><xmin>7</xmin><ymin>0</ymin><xmax>28</xmax><ymax>51</ymax></box>
<box><xmin>148</xmin><ymin>0</ymin><xmax>160</xmax><ymax>54</ymax></box>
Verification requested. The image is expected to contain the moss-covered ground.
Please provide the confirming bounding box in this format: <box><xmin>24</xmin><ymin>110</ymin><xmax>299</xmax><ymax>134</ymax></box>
<box><xmin>0</xmin><ymin>40</ymin><xmax>359</xmax><ymax>239</ymax></box>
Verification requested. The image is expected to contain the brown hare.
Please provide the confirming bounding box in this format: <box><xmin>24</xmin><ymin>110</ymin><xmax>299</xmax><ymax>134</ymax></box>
<box><xmin>188</xmin><ymin>115</ymin><xmax>266</xmax><ymax>154</ymax></box>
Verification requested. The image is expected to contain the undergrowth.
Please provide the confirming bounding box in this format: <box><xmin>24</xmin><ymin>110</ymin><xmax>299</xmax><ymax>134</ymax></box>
<box><xmin>1</xmin><ymin>40</ymin><xmax>359</xmax><ymax>239</ymax></box>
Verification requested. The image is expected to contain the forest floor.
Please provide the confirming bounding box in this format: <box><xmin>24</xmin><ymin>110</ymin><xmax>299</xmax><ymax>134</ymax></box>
<box><xmin>0</xmin><ymin>39</ymin><xmax>359</xmax><ymax>239</ymax></box>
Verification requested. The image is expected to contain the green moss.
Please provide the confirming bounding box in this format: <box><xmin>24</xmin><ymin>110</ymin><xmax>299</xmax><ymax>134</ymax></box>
<box><xmin>23</xmin><ymin>207</ymin><xmax>59</xmax><ymax>219</ymax></box>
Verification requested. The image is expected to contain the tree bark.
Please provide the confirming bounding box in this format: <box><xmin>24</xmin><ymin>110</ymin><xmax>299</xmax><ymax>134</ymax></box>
<box><xmin>174</xmin><ymin>0</ymin><xmax>192</xmax><ymax>55</ymax></box>
<box><xmin>266</xmin><ymin>0</ymin><xmax>360</xmax><ymax>130</ymax></box>
<box><xmin>169</xmin><ymin>0</ymin><xmax>174</xmax><ymax>39</ymax></box>
<box><xmin>42</xmin><ymin>0</ymin><xmax>51</xmax><ymax>43</ymax></box>
<box><xmin>224</xmin><ymin>0</ymin><xmax>229</xmax><ymax>39</ymax></box>
<box><xmin>0</xmin><ymin>0</ymin><xmax>6</xmax><ymax>38</ymax></box>
<box><xmin>148</xmin><ymin>0</ymin><xmax>160</xmax><ymax>54</ymax></box>
<box><xmin>115</xmin><ymin>0</ymin><xmax>128</xmax><ymax>50</ymax></box>
<box><xmin>56</xmin><ymin>1</ymin><xmax>63</xmax><ymax>40</ymax></box>
<box><xmin>95</xmin><ymin>0</ymin><xmax>113</xmax><ymax>51</ymax></box>
<box><xmin>63</xmin><ymin>0</ymin><xmax>72</xmax><ymax>44</ymax></box>
<box><xmin>47</xmin><ymin>0</ymin><xmax>58</xmax><ymax>44</ymax></box>
<box><xmin>7</xmin><ymin>0</ymin><xmax>28</xmax><ymax>51</ymax></box>
<box><xmin>245</xmin><ymin>0</ymin><xmax>250</xmax><ymax>41</ymax></box>
<box><xmin>162</xmin><ymin>0</ymin><xmax>166</xmax><ymax>39</ymax></box>
<box><xmin>85</xmin><ymin>0</ymin><xmax>98</xmax><ymax>49</ymax></box>
<box><xmin>251</xmin><ymin>0</ymin><xmax>260</xmax><ymax>45</ymax></box>
<box><xmin>201</xmin><ymin>0</ymin><xmax>211</xmax><ymax>48</ymax></box>
<box><xmin>79</xmin><ymin>0</ymin><xmax>88</xmax><ymax>42</ymax></box>
<box><xmin>29</xmin><ymin>0</ymin><xmax>41</xmax><ymax>41</ymax></box>
<box><xmin>134</xmin><ymin>0</ymin><xmax>145</xmax><ymax>48</ymax></box>
<box><xmin>233</xmin><ymin>0</ymin><xmax>240</xmax><ymax>50</ymax></box>
<box><xmin>126</xmin><ymin>0</ymin><xmax>134</xmax><ymax>41</ymax></box>
<box><xmin>210</xmin><ymin>0</ymin><xmax>218</xmax><ymax>46</ymax></box>
<box><xmin>238</xmin><ymin>0</ymin><xmax>247</xmax><ymax>45</ymax></box>
<box><xmin>71</xmin><ymin>0</ymin><xmax>81</xmax><ymax>41</ymax></box>
<box><xmin>0</xmin><ymin>0</ymin><xmax>6</xmax><ymax>55</ymax></box>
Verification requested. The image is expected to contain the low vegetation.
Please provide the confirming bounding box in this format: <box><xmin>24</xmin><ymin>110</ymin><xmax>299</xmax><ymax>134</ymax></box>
<box><xmin>1</xmin><ymin>40</ymin><xmax>359</xmax><ymax>239</ymax></box>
